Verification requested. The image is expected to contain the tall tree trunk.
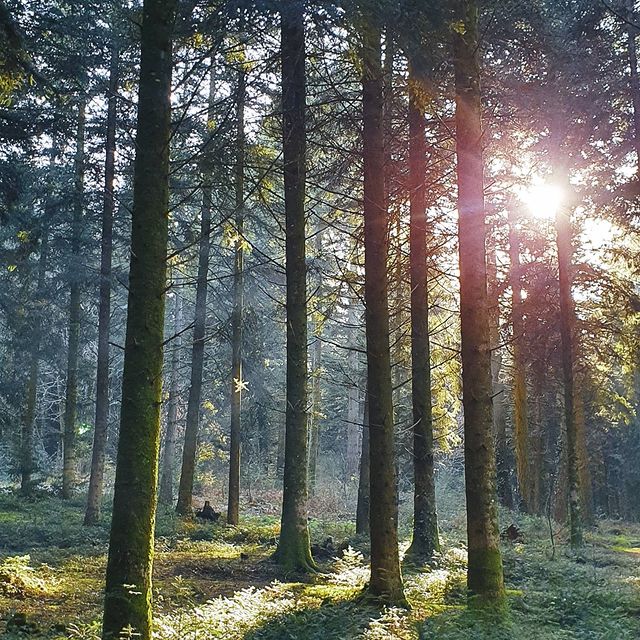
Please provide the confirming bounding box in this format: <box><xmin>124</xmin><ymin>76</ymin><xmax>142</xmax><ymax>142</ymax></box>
<box><xmin>85</xmin><ymin>41</ymin><xmax>119</xmax><ymax>524</ymax></box>
<box><xmin>102</xmin><ymin>0</ymin><xmax>176</xmax><ymax>636</ymax></box>
<box><xmin>453</xmin><ymin>0</ymin><xmax>505</xmax><ymax>605</ymax></box>
<box><xmin>345</xmin><ymin>304</ymin><xmax>362</xmax><ymax>483</ymax></box>
<box><xmin>355</xmin><ymin>391</ymin><xmax>370</xmax><ymax>536</ymax></box>
<box><xmin>554</xmin><ymin>157</ymin><xmax>583</xmax><ymax>547</ymax></box>
<box><xmin>626</xmin><ymin>0</ymin><xmax>640</xmax><ymax>178</ymax></box>
<box><xmin>62</xmin><ymin>98</ymin><xmax>85</xmax><ymax>500</ymax></box>
<box><xmin>308</xmin><ymin>325</ymin><xmax>322</xmax><ymax>494</ymax></box>
<box><xmin>405</xmin><ymin>66</ymin><xmax>440</xmax><ymax>563</ymax></box>
<box><xmin>159</xmin><ymin>279</ymin><xmax>183</xmax><ymax>506</ymax></box>
<box><xmin>508</xmin><ymin>205</ymin><xmax>532</xmax><ymax>512</ymax></box>
<box><xmin>361</xmin><ymin>16</ymin><xmax>406</xmax><ymax>606</ymax></box>
<box><xmin>274</xmin><ymin>1</ymin><xmax>315</xmax><ymax>572</ymax></box>
<box><xmin>20</xmin><ymin>222</ymin><xmax>49</xmax><ymax>494</ymax></box>
<box><xmin>228</xmin><ymin>60</ymin><xmax>246</xmax><ymax>526</ymax></box>
<box><xmin>175</xmin><ymin>69</ymin><xmax>215</xmax><ymax>517</ymax></box>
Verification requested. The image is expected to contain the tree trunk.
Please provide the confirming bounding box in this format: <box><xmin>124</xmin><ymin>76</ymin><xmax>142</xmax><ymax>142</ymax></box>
<box><xmin>626</xmin><ymin>0</ymin><xmax>640</xmax><ymax>177</ymax></box>
<box><xmin>405</xmin><ymin>66</ymin><xmax>440</xmax><ymax>563</ymax></box>
<box><xmin>175</xmin><ymin>69</ymin><xmax>214</xmax><ymax>517</ymax></box>
<box><xmin>20</xmin><ymin>222</ymin><xmax>49</xmax><ymax>494</ymax></box>
<box><xmin>102</xmin><ymin>0</ymin><xmax>176</xmax><ymax>636</ymax></box>
<box><xmin>507</xmin><ymin>205</ymin><xmax>532</xmax><ymax>512</ymax></box>
<box><xmin>361</xmin><ymin>16</ymin><xmax>406</xmax><ymax>606</ymax></box>
<box><xmin>228</xmin><ymin>60</ymin><xmax>246</xmax><ymax>526</ymax></box>
<box><xmin>554</xmin><ymin>158</ymin><xmax>583</xmax><ymax>547</ymax></box>
<box><xmin>274</xmin><ymin>1</ymin><xmax>315</xmax><ymax>572</ymax></box>
<box><xmin>62</xmin><ymin>98</ymin><xmax>85</xmax><ymax>500</ymax></box>
<box><xmin>308</xmin><ymin>326</ymin><xmax>322</xmax><ymax>494</ymax></box>
<box><xmin>85</xmin><ymin>41</ymin><xmax>119</xmax><ymax>524</ymax></box>
<box><xmin>159</xmin><ymin>278</ymin><xmax>183</xmax><ymax>506</ymax></box>
<box><xmin>345</xmin><ymin>305</ymin><xmax>362</xmax><ymax>483</ymax></box>
<box><xmin>453</xmin><ymin>0</ymin><xmax>505</xmax><ymax>605</ymax></box>
<box><xmin>356</xmin><ymin>391</ymin><xmax>370</xmax><ymax>536</ymax></box>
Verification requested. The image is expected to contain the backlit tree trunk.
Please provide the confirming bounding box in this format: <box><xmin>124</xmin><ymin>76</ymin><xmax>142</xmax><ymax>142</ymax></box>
<box><xmin>355</xmin><ymin>391</ymin><xmax>370</xmax><ymax>536</ymax></box>
<box><xmin>361</xmin><ymin>16</ymin><xmax>405</xmax><ymax>606</ymax></box>
<box><xmin>405</xmin><ymin>67</ymin><xmax>440</xmax><ymax>563</ymax></box>
<box><xmin>85</xmin><ymin>41</ymin><xmax>118</xmax><ymax>524</ymax></box>
<box><xmin>274</xmin><ymin>0</ymin><xmax>315</xmax><ymax>572</ymax></box>
<box><xmin>102</xmin><ymin>0</ymin><xmax>176</xmax><ymax>636</ymax></box>
<box><xmin>453</xmin><ymin>0</ymin><xmax>505</xmax><ymax>605</ymax></box>
<box><xmin>62</xmin><ymin>98</ymin><xmax>85</xmax><ymax>500</ymax></box>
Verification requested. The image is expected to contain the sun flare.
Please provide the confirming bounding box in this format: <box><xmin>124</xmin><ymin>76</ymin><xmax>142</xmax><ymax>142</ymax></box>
<box><xmin>518</xmin><ymin>182</ymin><xmax>564</xmax><ymax>220</ymax></box>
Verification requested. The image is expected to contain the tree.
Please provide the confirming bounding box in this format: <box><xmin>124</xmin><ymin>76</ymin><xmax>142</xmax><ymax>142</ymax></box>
<box><xmin>273</xmin><ymin>0</ymin><xmax>315</xmax><ymax>572</ymax></box>
<box><xmin>85</xmin><ymin>38</ymin><xmax>119</xmax><ymax>524</ymax></box>
<box><xmin>361</xmin><ymin>13</ymin><xmax>406</xmax><ymax>605</ymax></box>
<box><xmin>453</xmin><ymin>0</ymin><xmax>505</xmax><ymax>605</ymax></box>
<box><xmin>102</xmin><ymin>0</ymin><xmax>176</xmax><ymax>636</ymax></box>
<box><xmin>404</xmin><ymin>64</ymin><xmax>440</xmax><ymax>563</ymax></box>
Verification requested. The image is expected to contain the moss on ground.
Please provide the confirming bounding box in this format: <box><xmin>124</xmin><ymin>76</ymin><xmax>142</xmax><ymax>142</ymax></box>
<box><xmin>0</xmin><ymin>493</ymin><xmax>639</xmax><ymax>639</ymax></box>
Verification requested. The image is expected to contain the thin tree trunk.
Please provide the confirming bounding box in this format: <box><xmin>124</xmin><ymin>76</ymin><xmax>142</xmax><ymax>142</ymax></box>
<box><xmin>175</xmin><ymin>69</ymin><xmax>215</xmax><ymax>517</ymax></box>
<box><xmin>405</xmin><ymin>66</ymin><xmax>440</xmax><ymax>563</ymax></box>
<box><xmin>85</xmin><ymin>41</ymin><xmax>119</xmax><ymax>524</ymax></box>
<box><xmin>62</xmin><ymin>99</ymin><xmax>85</xmax><ymax>500</ymax></box>
<box><xmin>554</xmin><ymin>156</ymin><xmax>583</xmax><ymax>547</ymax></box>
<box><xmin>308</xmin><ymin>327</ymin><xmax>322</xmax><ymax>493</ymax></box>
<box><xmin>345</xmin><ymin>305</ymin><xmax>362</xmax><ymax>483</ymax></box>
<box><xmin>508</xmin><ymin>205</ymin><xmax>532</xmax><ymax>512</ymax></box>
<box><xmin>453</xmin><ymin>0</ymin><xmax>505</xmax><ymax>605</ymax></box>
<box><xmin>361</xmin><ymin>16</ymin><xmax>406</xmax><ymax>606</ymax></box>
<box><xmin>159</xmin><ymin>279</ymin><xmax>183</xmax><ymax>506</ymax></box>
<box><xmin>102</xmin><ymin>0</ymin><xmax>176</xmax><ymax>636</ymax></box>
<box><xmin>228</xmin><ymin>60</ymin><xmax>246</xmax><ymax>526</ymax></box>
<box><xmin>20</xmin><ymin>223</ymin><xmax>49</xmax><ymax>494</ymax></box>
<box><xmin>274</xmin><ymin>1</ymin><xmax>315</xmax><ymax>572</ymax></box>
<box><xmin>626</xmin><ymin>0</ymin><xmax>640</xmax><ymax>177</ymax></box>
<box><xmin>355</xmin><ymin>391</ymin><xmax>370</xmax><ymax>536</ymax></box>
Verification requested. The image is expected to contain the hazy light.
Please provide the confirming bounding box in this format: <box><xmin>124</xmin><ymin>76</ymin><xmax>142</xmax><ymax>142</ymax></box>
<box><xmin>517</xmin><ymin>183</ymin><xmax>564</xmax><ymax>220</ymax></box>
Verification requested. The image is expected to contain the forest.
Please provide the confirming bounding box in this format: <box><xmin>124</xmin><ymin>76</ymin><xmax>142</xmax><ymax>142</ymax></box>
<box><xmin>1</xmin><ymin>0</ymin><xmax>639</xmax><ymax>638</ymax></box>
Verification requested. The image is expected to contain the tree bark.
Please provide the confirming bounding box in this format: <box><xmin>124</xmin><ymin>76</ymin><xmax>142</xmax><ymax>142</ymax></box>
<box><xmin>355</xmin><ymin>391</ymin><xmax>370</xmax><ymax>536</ymax></box>
<box><xmin>453</xmin><ymin>0</ymin><xmax>505</xmax><ymax>605</ymax></box>
<box><xmin>175</xmin><ymin>69</ymin><xmax>214</xmax><ymax>517</ymax></box>
<box><xmin>308</xmin><ymin>323</ymin><xmax>322</xmax><ymax>494</ymax></box>
<box><xmin>101</xmin><ymin>0</ymin><xmax>176</xmax><ymax>636</ymax></box>
<box><xmin>228</xmin><ymin>60</ymin><xmax>246</xmax><ymax>526</ymax></box>
<box><xmin>85</xmin><ymin>41</ymin><xmax>119</xmax><ymax>524</ymax></box>
<box><xmin>361</xmin><ymin>16</ymin><xmax>406</xmax><ymax>606</ymax></box>
<box><xmin>405</xmin><ymin>66</ymin><xmax>440</xmax><ymax>563</ymax></box>
<box><xmin>62</xmin><ymin>98</ymin><xmax>85</xmax><ymax>500</ymax></box>
<box><xmin>274</xmin><ymin>1</ymin><xmax>315</xmax><ymax>572</ymax></box>
<box><xmin>159</xmin><ymin>278</ymin><xmax>183</xmax><ymax>506</ymax></box>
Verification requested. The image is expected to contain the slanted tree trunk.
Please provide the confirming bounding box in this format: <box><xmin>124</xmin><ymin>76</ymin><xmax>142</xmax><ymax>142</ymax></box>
<box><xmin>101</xmin><ymin>0</ymin><xmax>176</xmax><ymax>636</ymax></box>
<box><xmin>85</xmin><ymin>41</ymin><xmax>119</xmax><ymax>524</ymax></box>
<box><xmin>159</xmin><ymin>279</ymin><xmax>183</xmax><ymax>506</ymax></box>
<box><xmin>453</xmin><ymin>0</ymin><xmax>505</xmax><ymax>605</ymax></box>
<box><xmin>62</xmin><ymin>98</ymin><xmax>85</xmax><ymax>500</ymax></box>
<box><xmin>361</xmin><ymin>16</ymin><xmax>406</xmax><ymax>606</ymax></box>
<box><xmin>553</xmin><ymin>156</ymin><xmax>583</xmax><ymax>548</ymax></box>
<box><xmin>176</xmin><ymin>69</ymin><xmax>215</xmax><ymax>517</ymax></box>
<box><xmin>20</xmin><ymin>221</ymin><xmax>50</xmax><ymax>494</ymax></box>
<box><xmin>507</xmin><ymin>205</ymin><xmax>532</xmax><ymax>512</ymax></box>
<box><xmin>405</xmin><ymin>66</ymin><xmax>440</xmax><ymax>563</ymax></box>
<box><xmin>274</xmin><ymin>1</ymin><xmax>315</xmax><ymax>572</ymax></box>
<box><xmin>228</xmin><ymin>60</ymin><xmax>246</xmax><ymax>526</ymax></box>
<box><xmin>355</xmin><ymin>391</ymin><xmax>370</xmax><ymax>536</ymax></box>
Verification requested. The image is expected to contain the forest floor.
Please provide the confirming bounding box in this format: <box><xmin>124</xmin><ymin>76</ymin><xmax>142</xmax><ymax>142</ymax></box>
<box><xmin>0</xmin><ymin>489</ymin><xmax>639</xmax><ymax>639</ymax></box>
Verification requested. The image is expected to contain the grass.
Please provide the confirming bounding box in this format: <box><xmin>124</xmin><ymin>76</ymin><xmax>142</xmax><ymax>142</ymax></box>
<box><xmin>0</xmin><ymin>491</ymin><xmax>639</xmax><ymax>639</ymax></box>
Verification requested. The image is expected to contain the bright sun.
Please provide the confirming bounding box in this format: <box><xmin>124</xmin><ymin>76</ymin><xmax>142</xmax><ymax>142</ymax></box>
<box><xmin>517</xmin><ymin>182</ymin><xmax>564</xmax><ymax>220</ymax></box>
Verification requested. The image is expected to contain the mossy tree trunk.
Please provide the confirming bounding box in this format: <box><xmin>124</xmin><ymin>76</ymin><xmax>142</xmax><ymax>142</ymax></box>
<box><xmin>274</xmin><ymin>0</ymin><xmax>315</xmax><ymax>572</ymax></box>
<box><xmin>85</xmin><ymin>41</ymin><xmax>118</xmax><ymax>524</ymax></box>
<box><xmin>228</xmin><ymin>60</ymin><xmax>246</xmax><ymax>526</ymax></box>
<box><xmin>159</xmin><ymin>276</ymin><xmax>183</xmax><ymax>506</ymax></box>
<box><xmin>176</xmin><ymin>69</ymin><xmax>214</xmax><ymax>517</ymax></box>
<box><xmin>62</xmin><ymin>99</ymin><xmax>85</xmax><ymax>500</ymax></box>
<box><xmin>101</xmin><ymin>0</ymin><xmax>176</xmax><ymax>637</ymax></box>
<box><xmin>361</xmin><ymin>16</ymin><xmax>406</xmax><ymax>606</ymax></box>
<box><xmin>453</xmin><ymin>0</ymin><xmax>505</xmax><ymax>605</ymax></box>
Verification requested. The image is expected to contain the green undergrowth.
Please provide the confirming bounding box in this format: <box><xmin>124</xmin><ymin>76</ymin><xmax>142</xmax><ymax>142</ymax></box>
<box><xmin>1</xmin><ymin>493</ymin><xmax>639</xmax><ymax>639</ymax></box>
